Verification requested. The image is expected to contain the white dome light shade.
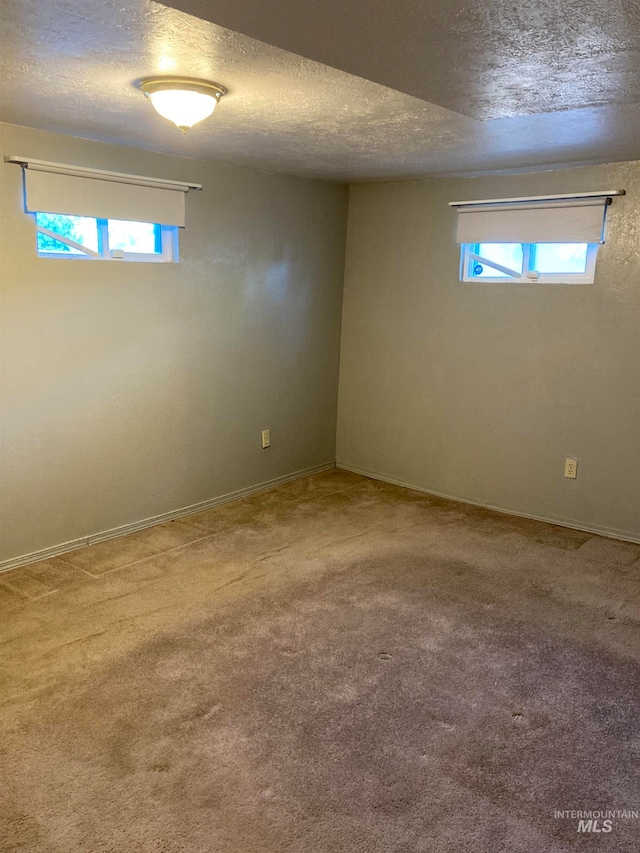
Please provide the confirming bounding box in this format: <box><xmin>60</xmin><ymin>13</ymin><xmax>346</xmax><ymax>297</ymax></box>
<box><xmin>149</xmin><ymin>89</ymin><xmax>216</xmax><ymax>130</ymax></box>
<box><xmin>139</xmin><ymin>78</ymin><xmax>226</xmax><ymax>132</ymax></box>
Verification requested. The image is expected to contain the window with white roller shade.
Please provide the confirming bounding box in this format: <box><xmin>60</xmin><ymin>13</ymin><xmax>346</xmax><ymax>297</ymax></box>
<box><xmin>24</xmin><ymin>169</ymin><xmax>187</xmax><ymax>227</ymax></box>
<box><xmin>5</xmin><ymin>156</ymin><xmax>201</xmax><ymax>262</ymax></box>
<box><xmin>449</xmin><ymin>190</ymin><xmax>625</xmax><ymax>284</ymax></box>
<box><xmin>22</xmin><ymin>166</ymin><xmax>195</xmax><ymax>228</ymax></box>
<box><xmin>454</xmin><ymin>198</ymin><xmax>610</xmax><ymax>245</ymax></box>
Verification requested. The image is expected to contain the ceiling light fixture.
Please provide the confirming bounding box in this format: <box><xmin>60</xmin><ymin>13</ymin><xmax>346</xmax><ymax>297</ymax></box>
<box><xmin>139</xmin><ymin>77</ymin><xmax>226</xmax><ymax>133</ymax></box>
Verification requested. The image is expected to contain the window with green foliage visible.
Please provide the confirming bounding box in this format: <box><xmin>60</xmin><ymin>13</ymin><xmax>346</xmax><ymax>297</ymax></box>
<box><xmin>35</xmin><ymin>213</ymin><xmax>177</xmax><ymax>262</ymax></box>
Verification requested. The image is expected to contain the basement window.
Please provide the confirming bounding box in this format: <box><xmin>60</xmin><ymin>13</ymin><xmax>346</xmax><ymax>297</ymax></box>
<box><xmin>450</xmin><ymin>191</ymin><xmax>624</xmax><ymax>285</ymax></box>
<box><xmin>460</xmin><ymin>242</ymin><xmax>598</xmax><ymax>284</ymax></box>
<box><xmin>35</xmin><ymin>213</ymin><xmax>178</xmax><ymax>262</ymax></box>
<box><xmin>6</xmin><ymin>155</ymin><xmax>201</xmax><ymax>264</ymax></box>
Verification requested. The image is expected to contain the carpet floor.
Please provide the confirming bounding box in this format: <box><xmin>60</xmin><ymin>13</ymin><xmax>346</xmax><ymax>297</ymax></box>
<box><xmin>1</xmin><ymin>469</ymin><xmax>639</xmax><ymax>852</ymax></box>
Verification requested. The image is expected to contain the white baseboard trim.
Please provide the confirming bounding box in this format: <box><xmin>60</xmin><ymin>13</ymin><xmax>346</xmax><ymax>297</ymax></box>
<box><xmin>0</xmin><ymin>461</ymin><xmax>336</xmax><ymax>574</ymax></box>
<box><xmin>337</xmin><ymin>462</ymin><xmax>640</xmax><ymax>545</ymax></box>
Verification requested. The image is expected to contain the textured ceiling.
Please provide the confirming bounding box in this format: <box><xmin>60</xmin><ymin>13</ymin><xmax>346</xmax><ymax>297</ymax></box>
<box><xmin>1</xmin><ymin>0</ymin><xmax>640</xmax><ymax>181</ymax></box>
<box><xmin>161</xmin><ymin>0</ymin><xmax>640</xmax><ymax>119</ymax></box>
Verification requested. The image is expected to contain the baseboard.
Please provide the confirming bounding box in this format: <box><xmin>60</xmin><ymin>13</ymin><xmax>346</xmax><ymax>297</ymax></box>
<box><xmin>337</xmin><ymin>462</ymin><xmax>640</xmax><ymax>545</ymax></box>
<box><xmin>0</xmin><ymin>461</ymin><xmax>336</xmax><ymax>574</ymax></box>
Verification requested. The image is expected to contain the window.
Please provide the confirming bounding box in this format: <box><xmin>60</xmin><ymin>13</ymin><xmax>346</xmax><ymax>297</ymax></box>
<box><xmin>35</xmin><ymin>213</ymin><xmax>177</xmax><ymax>262</ymax></box>
<box><xmin>460</xmin><ymin>242</ymin><xmax>598</xmax><ymax>284</ymax></box>
<box><xmin>7</xmin><ymin>155</ymin><xmax>200</xmax><ymax>264</ymax></box>
<box><xmin>450</xmin><ymin>190</ymin><xmax>625</xmax><ymax>286</ymax></box>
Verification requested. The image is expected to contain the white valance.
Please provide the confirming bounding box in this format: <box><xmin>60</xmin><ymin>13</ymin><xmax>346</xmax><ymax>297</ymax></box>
<box><xmin>6</xmin><ymin>157</ymin><xmax>201</xmax><ymax>227</ymax></box>
<box><xmin>450</xmin><ymin>192</ymin><xmax>624</xmax><ymax>245</ymax></box>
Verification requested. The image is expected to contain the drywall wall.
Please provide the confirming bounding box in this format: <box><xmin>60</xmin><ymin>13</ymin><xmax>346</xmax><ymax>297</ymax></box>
<box><xmin>0</xmin><ymin>123</ymin><xmax>347</xmax><ymax>564</ymax></box>
<box><xmin>337</xmin><ymin>163</ymin><xmax>640</xmax><ymax>541</ymax></box>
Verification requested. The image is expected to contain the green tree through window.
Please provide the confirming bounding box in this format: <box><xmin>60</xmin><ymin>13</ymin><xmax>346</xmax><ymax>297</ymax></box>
<box><xmin>34</xmin><ymin>212</ymin><xmax>176</xmax><ymax>262</ymax></box>
<box><xmin>35</xmin><ymin>213</ymin><xmax>95</xmax><ymax>254</ymax></box>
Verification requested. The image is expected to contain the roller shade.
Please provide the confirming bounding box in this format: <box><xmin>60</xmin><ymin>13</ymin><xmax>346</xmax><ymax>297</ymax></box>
<box><xmin>452</xmin><ymin>195</ymin><xmax>619</xmax><ymax>245</ymax></box>
<box><xmin>7</xmin><ymin>157</ymin><xmax>202</xmax><ymax>227</ymax></box>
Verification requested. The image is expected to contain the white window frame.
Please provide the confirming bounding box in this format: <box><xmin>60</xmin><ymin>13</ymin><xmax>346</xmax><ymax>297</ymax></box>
<box><xmin>460</xmin><ymin>243</ymin><xmax>599</xmax><ymax>285</ymax></box>
<box><xmin>34</xmin><ymin>215</ymin><xmax>178</xmax><ymax>263</ymax></box>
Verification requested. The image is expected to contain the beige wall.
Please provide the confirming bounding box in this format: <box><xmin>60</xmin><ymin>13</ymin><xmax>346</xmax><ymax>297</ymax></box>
<box><xmin>0</xmin><ymin>123</ymin><xmax>348</xmax><ymax>564</ymax></box>
<box><xmin>337</xmin><ymin>163</ymin><xmax>640</xmax><ymax>541</ymax></box>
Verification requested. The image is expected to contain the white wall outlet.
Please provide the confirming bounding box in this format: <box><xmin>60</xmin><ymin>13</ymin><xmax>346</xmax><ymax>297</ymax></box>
<box><xmin>261</xmin><ymin>429</ymin><xmax>270</xmax><ymax>449</ymax></box>
<box><xmin>564</xmin><ymin>457</ymin><xmax>578</xmax><ymax>479</ymax></box>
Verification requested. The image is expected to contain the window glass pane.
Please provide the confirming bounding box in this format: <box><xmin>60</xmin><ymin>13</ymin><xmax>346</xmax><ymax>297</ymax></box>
<box><xmin>36</xmin><ymin>213</ymin><xmax>99</xmax><ymax>254</ymax></box>
<box><xmin>36</xmin><ymin>233</ymin><xmax>84</xmax><ymax>255</ymax></box>
<box><xmin>107</xmin><ymin>220</ymin><xmax>160</xmax><ymax>254</ymax></box>
<box><xmin>532</xmin><ymin>243</ymin><xmax>588</xmax><ymax>274</ymax></box>
<box><xmin>471</xmin><ymin>243</ymin><xmax>524</xmax><ymax>278</ymax></box>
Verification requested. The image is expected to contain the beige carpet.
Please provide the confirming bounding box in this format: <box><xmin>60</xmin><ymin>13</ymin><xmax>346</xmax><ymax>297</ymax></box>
<box><xmin>1</xmin><ymin>469</ymin><xmax>639</xmax><ymax>852</ymax></box>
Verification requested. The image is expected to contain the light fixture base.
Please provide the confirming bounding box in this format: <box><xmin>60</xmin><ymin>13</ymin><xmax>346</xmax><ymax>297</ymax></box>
<box><xmin>139</xmin><ymin>77</ymin><xmax>227</xmax><ymax>100</ymax></box>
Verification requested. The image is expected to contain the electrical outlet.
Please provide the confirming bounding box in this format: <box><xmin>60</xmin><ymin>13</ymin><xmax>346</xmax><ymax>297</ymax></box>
<box><xmin>564</xmin><ymin>457</ymin><xmax>578</xmax><ymax>479</ymax></box>
<box><xmin>261</xmin><ymin>429</ymin><xmax>270</xmax><ymax>449</ymax></box>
